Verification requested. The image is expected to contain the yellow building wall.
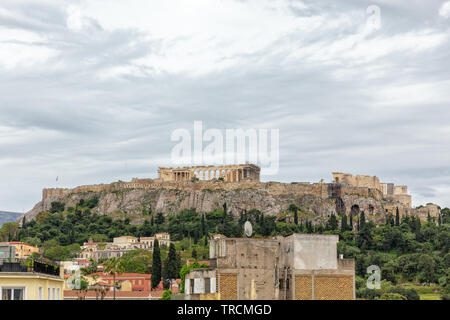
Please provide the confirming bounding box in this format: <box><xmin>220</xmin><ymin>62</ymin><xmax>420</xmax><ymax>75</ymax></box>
<box><xmin>295</xmin><ymin>275</ymin><xmax>313</xmax><ymax>300</ymax></box>
<box><xmin>10</xmin><ymin>243</ymin><xmax>40</xmax><ymax>259</ymax></box>
<box><xmin>219</xmin><ymin>273</ymin><xmax>237</xmax><ymax>300</ymax></box>
<box><xmin>0</xmin><ymin>275</ymin><xmax>64</xmax><ymax>300</ymax></box>
<box><xmin>200</xmin><ymin>293</ymin><xmax>221</xmax><ymax>300</ymax></box>
<box><xmin>314</xmin><ymin>275</ymin><xmax>354</xmax><ymax>300</ymax></box>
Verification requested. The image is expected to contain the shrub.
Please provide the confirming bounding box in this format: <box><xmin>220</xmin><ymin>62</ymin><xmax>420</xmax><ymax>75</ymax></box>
<box><xmin>379</xmin><ymin>293</ymin><xmax>406</xmax><ymax>300</ymax></box>
<box><xmin>161</xmin><ymin>290</ymin><xmax>172</xmax><ymax>300</ymax></box>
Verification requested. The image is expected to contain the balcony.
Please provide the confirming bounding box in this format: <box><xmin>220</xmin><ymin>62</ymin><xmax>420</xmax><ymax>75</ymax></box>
<box><xmin>0</xmin><ymin>261</ymin><xmax>60</xmax><ymax>277</ymax></box>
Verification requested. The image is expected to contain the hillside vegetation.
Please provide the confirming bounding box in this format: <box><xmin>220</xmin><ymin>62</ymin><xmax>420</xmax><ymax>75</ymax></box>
<box><xmin>2</xmin><ymin>197</ymin><xmax>449</xmax><ymax>300</ymax></box>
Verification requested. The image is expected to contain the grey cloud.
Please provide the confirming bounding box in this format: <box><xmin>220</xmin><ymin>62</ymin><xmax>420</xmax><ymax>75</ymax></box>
<box><xmin>0</xmin><ymin>0</ymin><xmax>450</xmax><ymax>211</ymax></box>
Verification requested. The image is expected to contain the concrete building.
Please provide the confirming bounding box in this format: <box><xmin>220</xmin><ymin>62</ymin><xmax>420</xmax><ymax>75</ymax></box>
<box><xmin>79</xmin><ymin>233</ymin><xmax>171</xmax><ymax>262</ymax></box>
<box><xmin>185</xmin><ymin>234</ymin><xmax>355</xmax><ymax>300</ymax></box>
<box><xmin>0</xmin><ymin>244</ymin><xmax>15</xmax><ymax>264</ymax></box>
<box><xmin>0</xmin><ymin>242</ymin><xmax>40</xmax><ymax>260</ymax></box>
<box><xmin>113</xmin><ymin>236</ymin><xmax>138</xmax><ymax>246</ymax></box>
<box><xmin>0</xmin><ymin>261</ymin><xmax>64</xmax><ymax>300</ymax></box>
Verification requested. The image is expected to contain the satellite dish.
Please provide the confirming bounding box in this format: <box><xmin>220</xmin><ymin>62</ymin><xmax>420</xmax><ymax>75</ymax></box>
<box><xmin>244</xmin><ymin>221</ymin><xmax>253</xmax><ymax>237</ymax></box>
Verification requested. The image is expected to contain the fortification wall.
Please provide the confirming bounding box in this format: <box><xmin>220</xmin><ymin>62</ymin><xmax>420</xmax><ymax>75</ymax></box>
<box><xmin>332</xmin><ymin>172</ymin><xmax>382</xmax><ymax>192</ymax></box>
<box><xmin>42</xmin><ymin>180</ymin><xmax>330</xmax><ymax>202</ymax></box>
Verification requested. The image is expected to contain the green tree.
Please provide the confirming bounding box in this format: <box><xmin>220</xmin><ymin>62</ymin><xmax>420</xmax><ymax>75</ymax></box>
<box><xmin>327</xmin><ymin>214</ymin><xmax>338</xmax><ymax>231</ymax></box>
<box><xmin>395</xmin><ymin>208</ymin><xmax>400</xmax><ymax>227</ymax></box>
<box><xmin>117</xmin><ymin>249</ymin><xmax>152</xmax><ymax>274</ymax></box>
<box><xmin>166</xmin><ymin>243</ymin><xmax>179</xmax><ymax>278</ymax></box>
<box><xmin>104</xmin><ymin>257</ymin><xmax>125</xmax><ymax>300</ymax></box>
<box><xmin>201</xmin><ymin>214</ymin><xmax>206</xmax><ymax>237</ymax></box>
<box><xmin>360</xmin><ymin>211</ymin><xmax>366</xmax><ymax>229</ymax></box>
<box><xmin>151</xmin><ymin>239</ymin><xmax>162</xmax><ymax>289</ymax></box>
<box><xmin>161</xmin><ymin>289</ymin><xmax>172</xmax><ymax>300</ymax></box>
<box><xmin>1</xmin><ymin>222</ymin><xmax>19</xmax><ymax>241</ymax></box>
<box><xmin>222</xmin><ymin>203</ymin><xmax>227</xmax><ymax>223</ymax></box>
<box><xmin>341</xmin><ymin>215</ymin><xmax>348</xmax><ymax>233</ymax></box>
<box><xmin>50</xmin><ymin>201</ymin><xmax>65</xmax><ymax>213</ymax></box>
<box><xmin>417</xmin><ymin>254</ymin><xmax>436</xmax><ymax>283</ymax></box>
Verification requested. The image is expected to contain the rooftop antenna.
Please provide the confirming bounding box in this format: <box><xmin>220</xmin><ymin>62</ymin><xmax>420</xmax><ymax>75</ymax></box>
<box><xmin>244</xmin><ymin>221</ymin><xmax>253</xmax><ymax>238</ymax></box>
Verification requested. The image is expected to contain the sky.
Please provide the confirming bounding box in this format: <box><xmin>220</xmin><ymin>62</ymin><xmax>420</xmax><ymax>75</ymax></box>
<box><xmin>1</xmin><ymin>0</ymin><xmax>450</xmax><ymax>213</ymax></box>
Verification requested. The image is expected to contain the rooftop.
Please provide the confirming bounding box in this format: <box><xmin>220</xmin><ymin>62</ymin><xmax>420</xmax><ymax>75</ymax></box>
<box><xmin>0</xmin><ymin>261</ymin><xmax>61</xmax><ymax>278</ymax></box>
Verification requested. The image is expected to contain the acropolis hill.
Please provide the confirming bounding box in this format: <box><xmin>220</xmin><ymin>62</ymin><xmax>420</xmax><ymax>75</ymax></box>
<box><xmin>20</xmin><ymin>164</ymin><xmax>440</xmax><ymax>225</ymax></box>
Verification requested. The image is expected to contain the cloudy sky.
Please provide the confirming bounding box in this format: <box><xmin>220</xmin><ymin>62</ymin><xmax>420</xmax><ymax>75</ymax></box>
<box><xmin>1</xmin><ymin>0</ymin><xmax>450</xmax><ymax>213</ymax></box>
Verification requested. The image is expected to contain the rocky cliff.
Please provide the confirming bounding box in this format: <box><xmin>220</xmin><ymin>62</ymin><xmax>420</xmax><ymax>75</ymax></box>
<box><xmin>18</xmin><ymin>179</ymin><xmax>406</xmax><ymax>225</ymax></box>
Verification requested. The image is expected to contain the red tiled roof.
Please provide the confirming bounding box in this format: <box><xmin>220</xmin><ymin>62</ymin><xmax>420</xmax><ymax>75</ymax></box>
<box><xmin>149</xmin><ymin>291</ymin><xmax>164</xmax><ymax>298</ymax></box>
<box><xmin>64</xmin><ymin>290</ymin><xmax>152</xmax><ymax>299</ymax></box>
<box><xmin>86</xmin><ymin>272</ymin><xmax>152</xmax><ymax>279</ymax></box>
<box><xmin>0</xmin><ymin>241</ymin><xmax>25</xmax><ymax>245</ymax></box>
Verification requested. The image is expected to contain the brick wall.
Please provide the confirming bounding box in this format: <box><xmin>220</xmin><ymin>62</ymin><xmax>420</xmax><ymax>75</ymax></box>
<box><xmin>314</xmin><ymin>275</ymin><xmax>353</xmax><ymax>300</ymax></box>
<box><xmin>219</xmin><ymin>273</ymin><xmax>237</xmax><ymax>300</ymax></box>
<box><xmin>295</xmin><ymin>275</ymin><xmax>312</xmax><ymax>300</ymax></box>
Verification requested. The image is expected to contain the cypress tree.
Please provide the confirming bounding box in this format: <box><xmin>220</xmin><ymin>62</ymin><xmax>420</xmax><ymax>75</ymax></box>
<box><xmin>438</xmin><ymin>214</ymin><xmax>442</xmax><ymax>226</ymax></box>
<box><xmin>360</xmin><ymin>211</ymin><xmax>366</xmax><ymax>229</ymax></box>
<box><xmin>395</xmin><ymin>208</ymin><xmax>400</xmax><ymax>226</ymax></box>
<box><xmin>349</xmin><ymin>214</ymin><xmax>353</xmax><ymax>231</ymax></box>
<box><xmin>151</xmin><ymin>239</ymin><xmax>161</xmax><ymax>289</ymax></box>
<box><xmin>162</xmin><ymin>260</ymin><xmax>169</xmax><ymax>289</ymax></box>
<box><xmin>341</xmin><ymin>215</ymin><xmax>348</xmax><ymax>233</ymax></box>
<box><xmin>201</xmin><ymin>214</ymin><xmax>206</xmax><ymax>237</ymax></box>
<box><xmin>222</xmin><ymin>203</ymin><xmax>227</xmax><ymax>223</ymax></box>
<box><xmin>167</xmin><ymin>243</ymin><xmax>179</xmax><ymax>278</ymax></box>
<box><xmin>192</xmin><ymin>248</ymin><xmax>198</xmax><ymax>259</ymax></box>
<box><xmin>327</xmin><ymin>214</ymin><xmax>338</xmax><ymax>230</ymax></box>
<box><xmin>260</xmin><ymin>212</ymin><xmax>264</xmax><ymax>230</ymax></box>
<box><xmin>294</xmin><ymin>209</ymin><xmax>298</xmax><ymax>225</ymax></box>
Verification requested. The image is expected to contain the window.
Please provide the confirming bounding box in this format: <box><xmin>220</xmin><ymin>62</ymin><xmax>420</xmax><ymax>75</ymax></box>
<box><xmin>48</xmin><ymin>288</ymin><xmax>50</xmax><ymax>300</ymax></box>
<box><xmin>56</xmin><ymin>288</ymin><xmax>60</xmax><ymax>300</ymax></box>
<box><xmin>2</xmin><ymin>287</ymin><xmax>25</xmax><ymax>300</ymax></box>
<box><xmin>52</xmin><ymin>288</ymin><xmax>56</xmax><ymax>300</ymax></box>
<box><xmin>38</xmin><ymin>287</ymin><xmax>43</xmax><ymax>300</ymax></box>
<box><xmin>205</xmin><ymin>278</ymin><xmax>211</xmax><ymax>294</ymax></box>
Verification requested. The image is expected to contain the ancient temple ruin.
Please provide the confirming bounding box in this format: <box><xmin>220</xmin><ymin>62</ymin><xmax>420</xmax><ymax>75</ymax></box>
<box><xmin>158</xmin><ymin>164</ymin><xmax>261</xmax><ymax>182</ymax></box>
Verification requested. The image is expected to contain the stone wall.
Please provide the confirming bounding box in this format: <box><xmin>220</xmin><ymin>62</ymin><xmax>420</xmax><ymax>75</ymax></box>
<box><xmin>314</xmin><ymin>275</ymin><xmax>354</xmax><ymax>300</ymax></box>
<box><xmin>332</xmin><ymin>172</ymin><xmax>382</xmax><ymax>192</ymax></box>
<box><xmin>218</xmin><ymin>273</ymin><xmax>237</xmax><ymax>300</ymax></box>
<box><xmin>201</xmin><ymin>235</ymin><xmax>355</xmax><ymax>300</ymax></box>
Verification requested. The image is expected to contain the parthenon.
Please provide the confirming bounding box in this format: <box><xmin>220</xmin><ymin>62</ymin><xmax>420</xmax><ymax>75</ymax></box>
<box><xmin>158</xmin><ymin>164</ymin><xmax>261</xmax><ymax>182</ymax></box>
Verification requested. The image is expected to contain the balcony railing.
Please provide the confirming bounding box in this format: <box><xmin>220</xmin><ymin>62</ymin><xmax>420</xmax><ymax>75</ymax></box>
<box><xmin>0</xmin><ymin>261</ymin><xmax>60</xmax><ymax>277</ymax></box>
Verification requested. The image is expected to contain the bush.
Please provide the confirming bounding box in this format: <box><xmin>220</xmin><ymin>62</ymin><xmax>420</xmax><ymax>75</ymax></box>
<box><xmin>379</xmin><ymin>293</ymin><xmax>407</xmax><ymax>300</ymax></box>
<box><xmin>389</xmin><ymin>287</ymin><xmax>419</xmax><ymax>300</ymax></box>
<box><xmin>50</xmin><ymin>202</ymin><xmax>65</xmax><ymax>213</ymax></box>
<box><xmin>161</xmin><ymin>290</ymin><xmax>172</xmax><ymax>300</ymax></box>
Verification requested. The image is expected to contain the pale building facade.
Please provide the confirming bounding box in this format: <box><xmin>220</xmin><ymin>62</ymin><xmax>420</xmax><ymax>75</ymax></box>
<box><xmin>185</xmin><ymin>234</ymin><xmax>355</xmax><ymax>300</ymax></box>
<box><xmin>0</xmin><ymin>262</ymin><xmax>64</xmax><ymax>300</ymax></box>
<box><xmin>0</xmin><ymin>242</ymin><xmax>40</xmax><ymax>260</ymax></box>
<box><xmin>79</xmin><ymin>233</ymin><xmax>171</xmax><ymax>261</ymax></box>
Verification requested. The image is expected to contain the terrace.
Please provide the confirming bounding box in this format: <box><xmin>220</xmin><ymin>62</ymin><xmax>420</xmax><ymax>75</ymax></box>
<box><xmin>0</xmin><ymin>261</ymin><xmax>61</xmax><ymax>277</ymax></box>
